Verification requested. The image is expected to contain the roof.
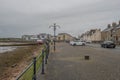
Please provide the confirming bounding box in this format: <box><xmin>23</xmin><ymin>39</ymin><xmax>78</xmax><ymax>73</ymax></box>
<box><xmin>58</xmin><ymin>33</ymin><xmax>73</xmax><ymax>37</ymax></box>
<box><xmin>58</xmin><ymin>33</ymin><xmax>69</xmax><ymax>35</ymax></box>
<box><xmin>102</xmin><ymin>27</ymin><xmax>113</xmax><ymax>32</ymax></box>
<box><xmin>102</xmin><ymin>24</ymin><xmax>120</xmax><ymax>32</ymax></box>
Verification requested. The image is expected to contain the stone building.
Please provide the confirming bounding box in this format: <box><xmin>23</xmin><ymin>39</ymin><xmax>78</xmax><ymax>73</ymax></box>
<box><xmin>101</xmin><ymin>21</ymin><xmax>120</xmax><ymax>44</ymax></box>
<box><xmin>56</xmin><ymin>33</ymin><xmax>74</xmax><ymax>42</ymax></box>
<box><xmin>22</xmin><ymin>35</ymin><xmax>38</xmax><ymax>41</ymax></box>
<box><xmin>101</xmin><ymin>24</ymin><xmax>113</xmax><ymax>41</ymax></box>
<box><xmin>22</xmin><ymin>33</ymin><xmax>52</xmax><ymax>41</ymax></box>
<box><xmin>37</xmin><ymin>33</ymin><xmax>51</xmax><ymax>40</ymax></box>
<box><xmin>80</xmin><ymin>29</ymin><xmax>101</xmax><ymax>42</ymax></box>
<box><xmin>113</xmin><ymin>21</ymin><xmax>120</xmax><ymax>44</ymax></box>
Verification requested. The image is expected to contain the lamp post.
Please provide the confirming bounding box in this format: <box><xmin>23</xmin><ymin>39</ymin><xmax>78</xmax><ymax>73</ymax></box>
<box><xmin>49</xmin><ymin>23</ymin><xmax>60</xmax><ymax>51</ymax></box>
<box><xmin>110</xmin><ymin>29</ymin><xmax>113</xmax><ymax>41</ymax></box>
<box><xmin>110</xmin><ymin>28</ymin><xmax>115</xmax><ymax>41</ymax></box>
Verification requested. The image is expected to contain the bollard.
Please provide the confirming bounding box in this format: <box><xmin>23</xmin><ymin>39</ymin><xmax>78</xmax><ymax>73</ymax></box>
<box><xmin>33</xmin><ymin>57</ymin><xmax>36</xmax><ymax>80</ymax></box>
<box><xmin>41</xmin><ymin>49</ymin><xmax>45</xmax><ymax>74</ymax></box>
<box><xmin>84</xmin><ymin>56</ymin><xmax>89</xmax><ymax>60</ymax></box>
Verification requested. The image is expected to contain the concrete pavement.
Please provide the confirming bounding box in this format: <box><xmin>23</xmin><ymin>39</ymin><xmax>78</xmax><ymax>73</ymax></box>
<box><xmin>37</xmin><ymin>42</ymin><xmax>120</xmax><ymax>80</ymax></box>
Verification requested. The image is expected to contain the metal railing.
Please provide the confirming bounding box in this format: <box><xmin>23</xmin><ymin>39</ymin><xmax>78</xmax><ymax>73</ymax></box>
<box><xmin>16</xmin><ymin>43</ymin><xmax>50</xmax><ymax>80</ymax></box>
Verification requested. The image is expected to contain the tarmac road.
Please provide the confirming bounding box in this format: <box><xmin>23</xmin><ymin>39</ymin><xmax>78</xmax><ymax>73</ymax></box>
<box><xmin>86</xmin><ymin>43</ymin><xmax>120</xmax><ymax>54</ymax></box>
<box><xmin>37</xmin><ymin>42</ymin><xmax>120</xmax><ymax>80</ymax></box>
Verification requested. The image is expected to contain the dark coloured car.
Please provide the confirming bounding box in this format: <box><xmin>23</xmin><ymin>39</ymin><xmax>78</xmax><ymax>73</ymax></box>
<box><xmin>101</xmin><ymin>41</ymin><xmax>116</xmax><ymax>48</ymax></box>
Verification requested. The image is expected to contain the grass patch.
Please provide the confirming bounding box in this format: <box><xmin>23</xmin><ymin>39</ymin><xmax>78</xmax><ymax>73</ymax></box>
<box><xmin>18</xmin><ymin>63</ymin><xmax>34</xmax><ymax>80</ymax></box>
<box><xmin>18</xmin><ymin>54</ymin><xmax>43</xmax><ymax>80</ymax></box>
<box><xmin>0</xmin><ymin>45</ymin><xmax>41</xmax><ymax>80</ymax></box>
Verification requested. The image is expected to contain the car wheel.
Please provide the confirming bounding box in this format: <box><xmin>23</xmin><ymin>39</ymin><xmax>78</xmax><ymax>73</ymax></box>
<box><xmin>104</xmin><ymin>45</ymin><xmax>107</xmax><ymax>48</ymax></box>
<box><xmin>103</xmin><ymin>45</ymin><xmax>105</xmax><ymax>48</ymax></box>
<box><xmin>82</xmin><ymin>43</ymin><xmax>85</xmax><ymax>46</ymax></box>
<box><xmin>113</xmin><ymin>46</ymin><xmax>115</xmax><ymax>48</ymax></box>
<box><xmin>73</xmin><ymin>44</ymin><xmax>76</xmax><ymax>46</ymax></box>
<box><xmin>102</xmin><ymin>45</ymin><xmax>103</xmax><ymax>47</ymax></box>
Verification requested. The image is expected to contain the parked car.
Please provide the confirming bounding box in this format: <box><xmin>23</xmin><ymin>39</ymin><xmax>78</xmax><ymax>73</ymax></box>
<box><xmin>101</xmin><ymin>41</ymin><xmax>116</xmax><ymax>48</ymax></box>
<box><xmin>70</xmin><ymin>40</ymin><xmax>86</xmax><ymax>46</ymax></box>
<box><xmin>86</xmin><ymin>41</ymin><xmax>92</xmax><ymax>44</ymax></box>
<box><xmin>36</xmin><ymin>39</ymin><xmax>44</xmax><ymax>44</ymax></box>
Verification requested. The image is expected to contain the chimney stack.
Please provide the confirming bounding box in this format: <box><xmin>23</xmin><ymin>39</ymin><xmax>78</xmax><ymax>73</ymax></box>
<box><xmin>112</xmin><ymin>22</ymin><xmax>117</xmax><ymax>27</ymax></box>
<box><xmin>107</xmin><ymin>24</ymin><xmax>111</xmax><ymax>28</ymax></box>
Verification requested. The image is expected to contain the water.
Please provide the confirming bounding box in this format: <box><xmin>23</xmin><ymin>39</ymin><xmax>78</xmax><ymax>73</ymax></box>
<box><xmin>0</xmin><ymin>47</ymin><xmax>17</xmax><ymax>53</ymax></box>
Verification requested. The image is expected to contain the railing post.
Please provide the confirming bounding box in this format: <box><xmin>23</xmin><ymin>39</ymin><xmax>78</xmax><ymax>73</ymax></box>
<box><xmin>33</xmin><ymin>57</ymin><xmax>36</xmax><ymax>80</ymax></box>
<box><xmin>45</xmin><ymin>48</ymin><xmax>48</xmax><ymax>64</ymax></box>
<box><xmin>48</xmin><ymin>44</ymin><xmax>50</xmax><ymax>58</ymax></box>
<box><xmin>54</xmin><ymin>40</ymin><xmax>56</xmax><ymax>51</ymax></box>
<box><xmin>41</xmin><ymin>49</ymin><xmax>45</xmax><ymax>74</ymax></box>
<box><xmin>45</xmin><ymin>42</ymin><xmax>50</xmax><ymax>64</ymax></box>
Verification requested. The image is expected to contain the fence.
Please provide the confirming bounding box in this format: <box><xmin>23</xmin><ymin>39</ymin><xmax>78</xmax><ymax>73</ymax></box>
<box><xmin>16</xmin><ymin>43</ymin><xmax>50</xmax><ymax>80</ymax></box>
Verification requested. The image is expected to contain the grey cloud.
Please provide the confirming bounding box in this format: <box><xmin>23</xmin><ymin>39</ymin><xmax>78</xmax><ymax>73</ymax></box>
<box><xmin>0</xmin><ymin>0</ymin><xmax>120</xmax><ymax>37</ymax></box>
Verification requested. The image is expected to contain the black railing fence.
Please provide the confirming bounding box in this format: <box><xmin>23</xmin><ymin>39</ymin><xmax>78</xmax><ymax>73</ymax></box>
<box><xmin>16</xmin><ymin>43</ymin><xmax>50</xmax><ymax>80</ymax></box>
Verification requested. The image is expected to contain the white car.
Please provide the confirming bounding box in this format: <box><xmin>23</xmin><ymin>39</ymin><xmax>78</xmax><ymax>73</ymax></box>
<box><xmin>70</xmin><ymin>40</ymin><xmax>86</xmax><ymax>46</ymax></box>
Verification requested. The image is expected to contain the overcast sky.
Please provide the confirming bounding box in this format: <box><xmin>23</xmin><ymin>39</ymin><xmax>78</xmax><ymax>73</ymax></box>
<box><xmin>0</xmin><ymin>0</ymin><xmax>120</xmax><ymax>38</ymax></box>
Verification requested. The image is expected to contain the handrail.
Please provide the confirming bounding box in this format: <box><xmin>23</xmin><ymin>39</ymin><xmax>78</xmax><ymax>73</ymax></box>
<box><xmin>16</xmin><ymin>51</ymin><xmax>43</xmax><ymax>80</ymax></box>
<box><xmin>16</xmin><ymin>43</ymin><xmax>50</xmax><ymax>80</ymax></box>
<box><xmin>16</xmin><ymin>62</ymin><xmax>34</xmax><ymax>80</ymax></box>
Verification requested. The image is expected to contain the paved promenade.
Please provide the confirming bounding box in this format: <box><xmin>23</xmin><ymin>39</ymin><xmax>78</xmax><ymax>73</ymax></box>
<box><xmin>37</xmin><ymin>42</ymin><xmax>120</xmax><ymax>80</ymax></box>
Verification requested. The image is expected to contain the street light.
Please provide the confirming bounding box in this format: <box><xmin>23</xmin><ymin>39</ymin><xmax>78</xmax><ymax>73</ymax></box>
<box><xmin>110</xmin><ymin>28</ymin><xmax>114</xmax><ymax>41</ymax></box>
<box><xmin>49</xmin><ymin>23</ymin><xmax>60</xmax><ymax>51</ymax></box>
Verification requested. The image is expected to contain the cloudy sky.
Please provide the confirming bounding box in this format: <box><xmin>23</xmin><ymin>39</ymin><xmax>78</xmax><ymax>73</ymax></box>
<box><xmin>0</xmin><ymin>0</ymin><xmax>120</xmax><ymax>38</ymax></box>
